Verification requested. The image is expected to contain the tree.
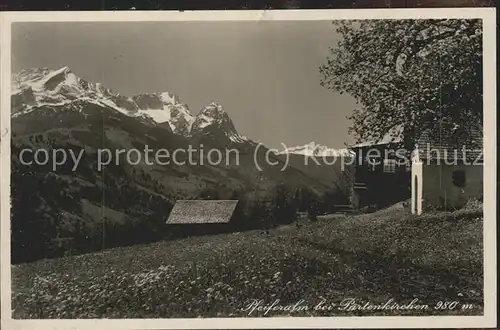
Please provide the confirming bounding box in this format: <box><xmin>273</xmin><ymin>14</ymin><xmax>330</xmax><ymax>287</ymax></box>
<box><xmin>271</xmin><ymin>184</ymin><xmax>298</xmax><ymax>224</ymax></box>
<box><xmin>307</xmin><ymin>200</ymin><xmax>319</xmax><ymax>222</ymax></box>
<box><xmin>320</xmin><ymin>19</ymin><xmax>483</xmax><ymax>149</ymax></box>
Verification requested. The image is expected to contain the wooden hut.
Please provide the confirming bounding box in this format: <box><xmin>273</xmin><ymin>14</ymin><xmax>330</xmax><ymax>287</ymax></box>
<box><xmin>166</xmin><ymin>200</ymin><xmax>239</xmax><ymax>236</ymax></box>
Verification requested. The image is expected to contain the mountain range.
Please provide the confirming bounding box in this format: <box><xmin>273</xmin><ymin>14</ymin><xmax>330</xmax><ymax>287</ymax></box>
<box><xmin>12</xmin><ymin>66</ymin><xmax>249</xmax><ymax>142</ymax></box>
<box><xmin>276</xmin><ymin>141</ymin><xmax>352</xmax><ymax>157</ymax></box>
<box><xmin>10</xmin><ymin>66</ymin><xmax>352</xmax><ymax>262</ymax></box>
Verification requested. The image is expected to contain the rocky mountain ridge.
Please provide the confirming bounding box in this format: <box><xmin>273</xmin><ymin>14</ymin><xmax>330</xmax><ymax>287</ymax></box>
<box><xmin>12</xmin><ymin>66</ymin><xmax>248</xmax><ymax>142</ymax></box>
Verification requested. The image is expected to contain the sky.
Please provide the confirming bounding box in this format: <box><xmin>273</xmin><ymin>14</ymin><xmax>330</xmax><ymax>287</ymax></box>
<box><xmin>11</xmin><ymin>21</ymin><xmax>357</xmax><ymax>149</ymax></box>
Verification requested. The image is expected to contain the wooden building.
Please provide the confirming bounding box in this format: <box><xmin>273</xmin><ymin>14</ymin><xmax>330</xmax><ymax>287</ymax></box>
<box><xmin>166</xmin><ymin>200</ymin><xmax>239</xmax><ymax>236</ymax></box>
<box><xmin>349</xmin><ymin>125</ymin><xmax>411</xmax><ymax>210</ymax></box>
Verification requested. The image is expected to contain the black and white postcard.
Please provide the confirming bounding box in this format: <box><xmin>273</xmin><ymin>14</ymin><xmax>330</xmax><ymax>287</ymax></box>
<box><xmin>0</xmin><ymin>8</ymin><xmax>497</xmax><ymax>329</ymax></box>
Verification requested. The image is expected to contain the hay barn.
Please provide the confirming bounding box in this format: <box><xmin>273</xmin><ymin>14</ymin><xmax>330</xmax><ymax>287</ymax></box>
<box><xmin>166</xmin><ymin>200</ymin><xmax>239</xmax><ymax>236</ymax></box>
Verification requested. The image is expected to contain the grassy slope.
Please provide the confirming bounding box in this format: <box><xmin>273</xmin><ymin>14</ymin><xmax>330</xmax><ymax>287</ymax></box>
<box><xmin>12</xmin><ymin>205</ymin><xmax>483</xmax><ymax>318</ymax></box>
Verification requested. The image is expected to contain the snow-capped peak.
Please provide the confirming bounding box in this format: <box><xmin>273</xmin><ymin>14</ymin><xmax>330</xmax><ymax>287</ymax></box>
<box><xmin>199</xmin><ymin>102</ymin><xmax>225</xmax><ymax>116</ymax></box>
<box><xmin>14</xmin><ymin>65</ymin><xmax>73</xmax><ymax>92</ymax></box>
<box><xmin>277</xmin><ymin>142</ymin><xmax>353</xmax><ymax>157</ymax></box>
<box><xmin>159</xmin><ymin>92</ymin><xmax>178</xmax><ymax>104</ymax></box>
<box><xmin>190</xmin><ymin>102</ymin><xmax>247</xmax><ymax>143</ymax></box>
<box><xmin>193</xmin><ymin>102</ymin><xmax>230</xmax><ymax>128</ymax></box>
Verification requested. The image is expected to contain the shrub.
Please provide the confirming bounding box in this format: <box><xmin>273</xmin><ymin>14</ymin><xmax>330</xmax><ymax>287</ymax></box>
<box><xmin>464</xmin><ymin>197</ymin><xmax>483</xmax><ymax>211</ymax></box>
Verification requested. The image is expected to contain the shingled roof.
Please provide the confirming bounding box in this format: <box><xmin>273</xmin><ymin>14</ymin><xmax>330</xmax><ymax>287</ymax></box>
<box><xmin>415</xmin><ymin>128</ymin><xmax>483</xmax><ymax>162</ymax></box>
<box><xmin>166</xmin><ymin>200</ymin><xmax>239</xmax><ymax>225</ymax></box>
